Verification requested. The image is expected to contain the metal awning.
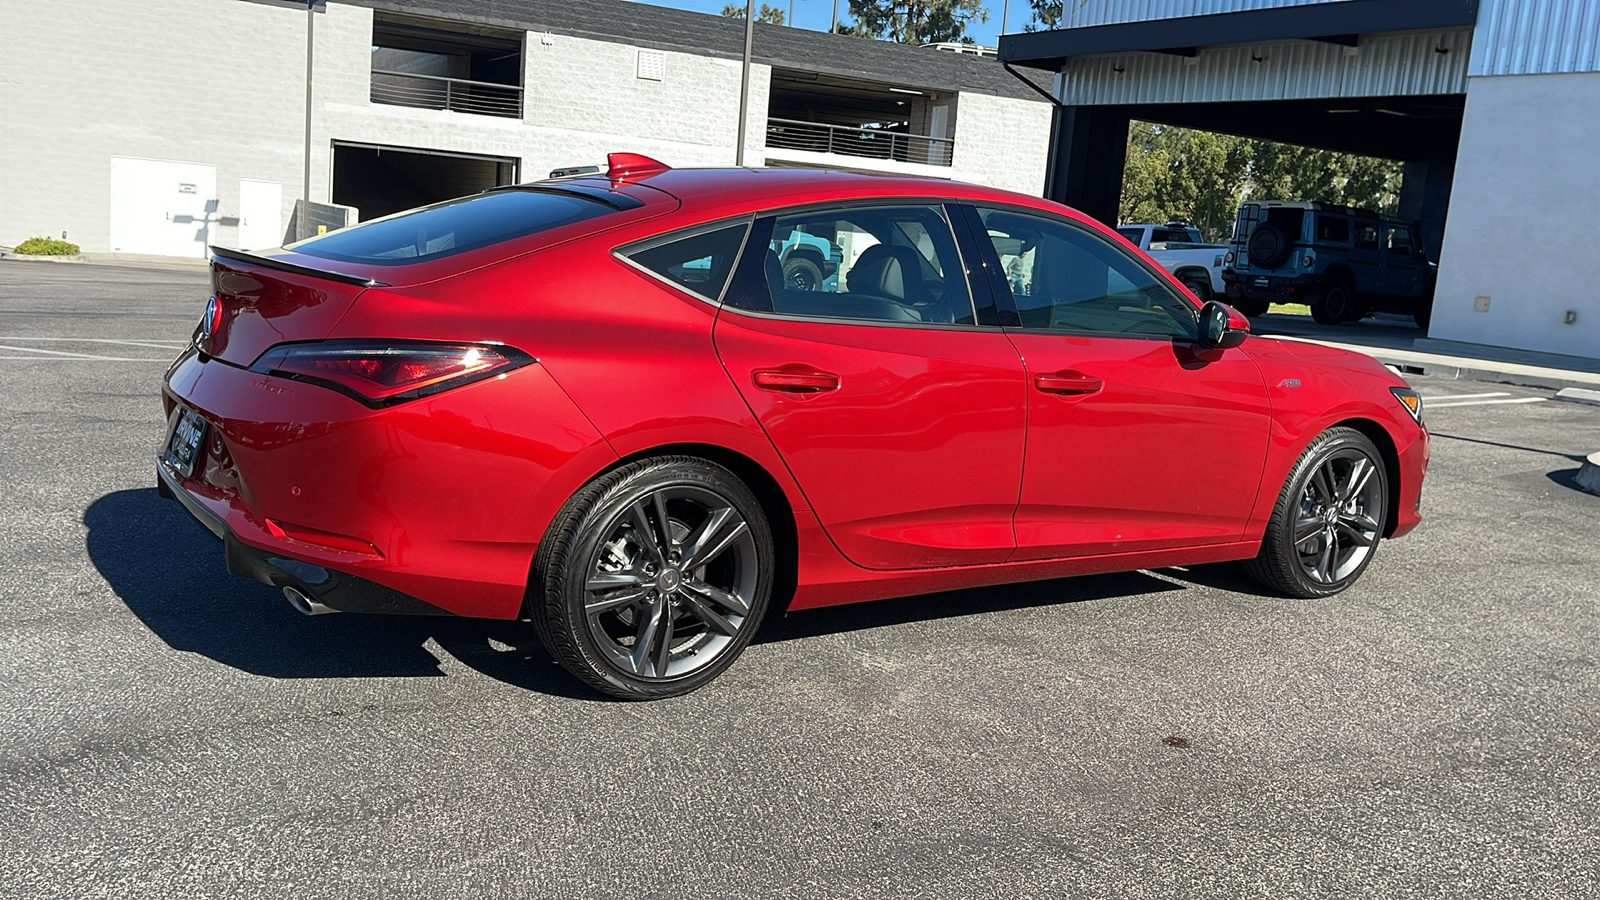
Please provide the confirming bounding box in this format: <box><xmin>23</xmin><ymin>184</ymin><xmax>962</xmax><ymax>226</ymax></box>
<box><xmin>999</xmin><ymin>0</ymin><xmax>1481</xmax><ymax>70</ymax></box>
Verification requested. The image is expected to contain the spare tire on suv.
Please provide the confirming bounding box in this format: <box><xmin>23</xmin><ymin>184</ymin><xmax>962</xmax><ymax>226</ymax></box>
<box><xmin>1247</xmin><ymin>224</ymin><xmax>1294</xmax><ymax>269</ymax></box>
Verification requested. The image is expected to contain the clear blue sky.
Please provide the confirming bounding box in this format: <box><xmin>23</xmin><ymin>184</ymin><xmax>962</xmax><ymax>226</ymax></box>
<box><xmin>633</xmin><ymin>0</ymin><xmax>1029</xmax><ymax>50</ymax></box>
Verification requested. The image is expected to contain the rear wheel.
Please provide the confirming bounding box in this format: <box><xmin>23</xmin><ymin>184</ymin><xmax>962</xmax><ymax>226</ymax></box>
<box><xmin>1242</xmin><ymin>427</ymin><xmax>1388</xmax><ymax>598</ymax></box>
<box><xmin>531</xmin><ymin>457</ymin><xmax>774</xmax><ymax>699</ymax></box>
<box><xmin>1233</xmin><ymin>296</ymin><xmax>1270</xmax><ymax>318</ymax></box>
<box><xmin>1311</xmin><ymin>280</ymin><xmax>1356</xmax><ymax>326</ymax></box>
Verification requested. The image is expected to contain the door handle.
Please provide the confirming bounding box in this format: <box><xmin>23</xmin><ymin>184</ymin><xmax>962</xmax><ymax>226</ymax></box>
<box><xmin>1034</xmin><ymin>371</ymin><xmax>1103</xmax><ymax>395</ymax></box>
<box><xmin>752</xmin><ymin>367</ymin><xmax>841</xmax><ymax>393</ymax></box>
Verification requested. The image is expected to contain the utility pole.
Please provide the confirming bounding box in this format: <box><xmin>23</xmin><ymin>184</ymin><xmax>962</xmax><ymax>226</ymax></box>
<box><xmin>300</xmin><ymin>0</ymin><xmax>316</xmax><ymax>241</ymax></box>
<box><xmin>1001</xmin><ymin>0</ymin><xmax>1010</xmax><ymax>37</ymax></box>
<box><xmin>735</xmin><ymin>0</ymin><xmax>755</xmax><ymax>166</ymax></box>
<box><xmin>831</xmin><ymin>0</ymin><xmax>838</xmax><ymax>33</ymax></box>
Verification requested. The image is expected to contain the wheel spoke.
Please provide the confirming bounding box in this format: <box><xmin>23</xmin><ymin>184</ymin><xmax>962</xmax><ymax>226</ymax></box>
<box><xmin>585</xmin><ymin>586</ymin><xmax>650</xmax><ymax>614</ymax></box>
<box><xmin>1341</xmin><ymin>458</ymin><xmax>1372</xmax><ymax>503</ymax></box>
<box><xmin>1312</xmin><ymin>464</ymin><xmax>1337</xmax><ymax>505</ymax></box>
<box><xmin>688</xmin><ymin>520</ymin><xmax>748</xmax><ymax>571</ymax></box>
<box><xmin>681</xmin><ymin>579</ymin><xmax>750</xmax><ymax>617</ymax></box>
<box><xmin>650</xmin><ymin>490</ymin><xmax>675</xmax><ymax>553</ymax></box>
<box><xmin>1317</xmin><ymin>529</ymin><xmax>1336</xmax><ymax>582</ymax></box>
<box><xmin>679</xmin><ymin>593</ymin><xmax>738</xmax><ymax>637</ymax></box>
<box><xmin>630</xmin><ymin>598</ymin><xmax>665</xmax><ymax>676</ymax></box>
<box><xmin>680</xmin><ymin>507</ymin><xmax>742</xmax><ymax>570</ymax></box>
<box><xmin>628</xmin><ymin>501</ymin><xmax>667</xmax><ymax>568</ymax></box>
<box><xmin>652</xmin><ymin>607</ymin><xmax>675</xmax><ymax>676</ymax></box>
<box><xmin>1294</xmin><ymin>516</ymin><xmax>1323</xmax><ymax>542</ymax></box>
<box><xmin>1340</xmin><ymin>512</ymin><xmax>1379</xmax><ymax>534</ymax></box>
<box><xmin>586</xmin><ymin>570</ymin><xmax>646</xmax><ymax>591</ymax></box>
<box><xmin>1336</xmin><ymin>520</ymin><xmax>1375</xmax><ymax>547</ymax></box>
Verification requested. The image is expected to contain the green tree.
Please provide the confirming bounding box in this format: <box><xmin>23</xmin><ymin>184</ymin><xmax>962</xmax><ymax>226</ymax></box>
<box><xmin>1024</xmin><ymin>0</ymin><xmax>1062</xmax><ymax>31</ymax></box>
<box><xmin>844</xmin><ymin>0</ymin><xmax>988</xmax><ymax>44</ymax></box>
<box><xmin>1119</xmin><ymin>120</ymin><xmax>1404</xmax><ymax>240</ymax></box>
<box><xmin>721</xmin><ymin>2</ymin><xmax>786</xmax><ymax>25</ymax></box>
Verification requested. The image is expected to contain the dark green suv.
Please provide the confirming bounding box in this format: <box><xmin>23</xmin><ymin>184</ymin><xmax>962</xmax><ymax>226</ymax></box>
<box><xmin>1221</xmin><ymin>200</ymin><xmax>1435</xmax><ymax>328</ymax></box>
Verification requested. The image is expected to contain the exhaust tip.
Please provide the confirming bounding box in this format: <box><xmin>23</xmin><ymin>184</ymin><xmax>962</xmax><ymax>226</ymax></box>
<box><xmin>283</xmin><ymin>585</ymin><xmax>337</xmax><ymax>616</ymax></box>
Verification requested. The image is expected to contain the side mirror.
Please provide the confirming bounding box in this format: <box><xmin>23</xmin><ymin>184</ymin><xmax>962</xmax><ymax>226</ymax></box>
<box><xmin>1198</xmin><ymin>300</ymin><xmax>1250</xmax><ymax>350</ymax></box>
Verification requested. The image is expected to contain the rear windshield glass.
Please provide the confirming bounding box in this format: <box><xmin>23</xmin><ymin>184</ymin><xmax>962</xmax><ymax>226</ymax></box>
<box><xmin>290</xmin><ymin>190</ymin><xmax>614</xmax><ymax>265</ymax></box>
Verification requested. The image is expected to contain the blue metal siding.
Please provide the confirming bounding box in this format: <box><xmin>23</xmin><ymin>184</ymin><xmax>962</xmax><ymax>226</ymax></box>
<box><xmin>1052</xmin><ymin>0</ymin><xmax>1353</xmax><ymax>29</ymax></box>
<box><xmin>1470</xmin><ymin>0</ymin><xmax>1600</xmax><ymax>75</ymax></box>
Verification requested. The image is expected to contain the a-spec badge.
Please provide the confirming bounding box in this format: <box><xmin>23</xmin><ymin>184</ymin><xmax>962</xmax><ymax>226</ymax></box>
<box><xmin>1278</xmin><ymin>378</ymin><xmax>1302</xmax><ymax>388</ymax></box>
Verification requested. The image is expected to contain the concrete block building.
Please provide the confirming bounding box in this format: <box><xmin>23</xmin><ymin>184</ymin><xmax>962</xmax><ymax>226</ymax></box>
<box><xmin>1001</xmin><ymin>0</ymin><xmax>1600</xmax><ymax>362</ymax></box>
<box><xmin>1</xmin><ymin>0</ymin><xmax>1053</xmax><ymax>258</ymax></box>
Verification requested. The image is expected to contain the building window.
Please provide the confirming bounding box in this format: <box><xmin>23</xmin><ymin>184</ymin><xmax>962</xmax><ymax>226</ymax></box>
<box><xmin>370</xmin><ymin>15</ymin><xmax>524</xmax><ymax>119</ymax></box>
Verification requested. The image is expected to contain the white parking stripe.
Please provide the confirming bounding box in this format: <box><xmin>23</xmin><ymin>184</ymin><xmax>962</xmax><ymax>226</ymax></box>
<box><xmin>0</xmin><ymin>336</ymin><xmax>186</xmax><ymax>347</ymax></box>
<box><xmin>1428</xmin><ymin>397</ymin><xmax>1550</xmax><ymax>408</ymax></box>
<box><xmin>0</xmin><ymin>344</ymin><xmax>153</xmax><ymax>360</ymax></box>
<box><xmin>1421</xmin><ymin>392</ymin><xmax>1511</xmax><ymax>402</ymax></box>
<box><xmin>0</xmin><ymin>356</ymin><xmax>164</xmax><ymax>361</ymax></box>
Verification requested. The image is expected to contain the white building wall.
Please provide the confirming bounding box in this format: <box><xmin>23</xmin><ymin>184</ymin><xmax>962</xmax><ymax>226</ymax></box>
<box><xmin>1471</xmin><ymin>0</ymin><xmax>1600</xmax><ymax>76</ymax></box>
<box><xmin>0</xmin><ymin>0</ymin><xmax>312</xmax><ymax>254</ymax></box>
<box><xmin>1429</xmin><ymin>72</ymin><xmax>1600</xmax><ymax>359</ymax></box>
<box><xmin>948</xmin><ymin>93</ymin><xmax>1052</xmax><ymax>196</ymax></box>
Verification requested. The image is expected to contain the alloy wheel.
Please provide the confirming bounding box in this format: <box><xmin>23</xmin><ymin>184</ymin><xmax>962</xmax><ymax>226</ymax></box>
<box><xmin>581</xmin><ymin>484</ymin><xmax>758</xmax><ymax>680</ymax></box>
<box><xmin>1293</xmin><ymin>448</ymin><xmax>1382</xmax><ymax>585</ymax></box>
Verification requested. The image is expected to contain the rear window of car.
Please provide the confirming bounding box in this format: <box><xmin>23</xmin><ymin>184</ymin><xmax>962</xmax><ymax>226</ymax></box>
<box><xmin>290</xmin><ymin>190</ymin><xmax>616</xmax><ymax>265</ymax></box>
<box><xmin>620</xmin><ymin>222</ymin><xmax>750</xmax><ymax>302</ymax></box>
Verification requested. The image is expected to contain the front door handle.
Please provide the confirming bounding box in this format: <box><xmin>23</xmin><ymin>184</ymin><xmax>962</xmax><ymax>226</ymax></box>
<box><xmin>1034</xmin><ymin>371</ymin><xmax>1103</xmax><ymax>395</ymax></box>
<box><xmin>752</xmin><ymin>367</ymin><xmax>841</xmax><ymax>393</ymax></box>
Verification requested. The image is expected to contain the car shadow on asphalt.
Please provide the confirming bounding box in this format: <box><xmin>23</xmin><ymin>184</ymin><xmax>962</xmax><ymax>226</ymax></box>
<box><xmin>85</xmin><ymin>488</ymin><xmax>598</xmax><ymax>699</ymax></box>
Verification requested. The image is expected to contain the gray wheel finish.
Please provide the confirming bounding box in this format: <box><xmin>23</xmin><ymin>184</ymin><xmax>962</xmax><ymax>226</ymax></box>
<box><xmin>1290</xmin><ymin>448</ymin><xmax>1382</xmax><ymax>586</ymax></box>
<box><xmin>1312</xmin><ymin>282</ymin><xmax>1355</xmax><ymax>326</ymax></box>
<box><xmin>531</xmin><ymin>457</ymin><xmax>773</xmax><ymax>699</ymax></box>
<box><xmin>1181</xmin><ymin>275</ymin><xmax>1211</xmax><ymax>303</ymax></box>
<box><xmin>582</xmin><ymin>483</ymin><xmax>758</xmax><ymax>680</ymax></box>
<box><xmin>1243</xmin><ymin>427</ymin><xmax>1388</xmax><ymax>598</ymax></box>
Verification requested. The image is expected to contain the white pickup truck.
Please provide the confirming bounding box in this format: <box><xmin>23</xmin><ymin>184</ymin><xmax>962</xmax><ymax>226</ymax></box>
<box><xmin>1116</xmin><ymin>222</ymin><xmax>1228</xmax><ymax>302</ymax></box>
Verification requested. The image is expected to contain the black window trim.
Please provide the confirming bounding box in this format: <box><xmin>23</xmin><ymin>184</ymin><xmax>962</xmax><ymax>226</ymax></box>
<box><xmin>611</xmin><ymin>214</ymin><xmax>756</xmax><ymax>307</ymax></box>
<box><xmin>960</xmin><ymin>201</ymin><xmax>1204</xmax><ymax>343</ymax></box>
<box><xmin>720</xmin><ymin>199</ymin><xmax>994</xmax><ymax>331</ymax></box>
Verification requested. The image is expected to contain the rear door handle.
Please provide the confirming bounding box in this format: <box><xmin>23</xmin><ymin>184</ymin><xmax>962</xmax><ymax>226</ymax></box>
<box><xmin>1034</xmin><ymin>371</ymin><xmax>1103</xmax><ymax>395</ymax></box>
<box><xmin>752</xmin><ymin>368</ymin><xmax>841</xmax><ymax>393</ymax></box>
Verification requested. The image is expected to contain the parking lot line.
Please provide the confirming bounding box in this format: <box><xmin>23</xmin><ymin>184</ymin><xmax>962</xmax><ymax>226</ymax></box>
<box><xmin>0</xmin><ymin>344</ymin><xmax>167</xmax><ymax>361</ymax></box>
<box><xmin>0</xmin><ymin>336</ymin><xmax>186</xmax><ymax>348</ymax></box>
<box><xmin>1427</xmin><ymin>397</ymin><xmax>1550</xmax><ymax>408</ymax></box>
<box><xmin>1421</xmin><ymin>392</ymin><xmax>1511</xmax><ymax>401</ymax></box>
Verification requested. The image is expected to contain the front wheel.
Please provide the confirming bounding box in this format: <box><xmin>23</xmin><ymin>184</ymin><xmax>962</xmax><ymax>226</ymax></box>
<box><xmin>1242</xmin><ymin>427</ymin><xmax>1388</xmax><ymax>598</ymax></box>
<box><xmin>530</xmin><ymin>457</ymin><xmax>774</xmax><ymax>699</ymax></box>
<box><xmin>1181</xmin><ymin>274</ymin><xmax>1212</xmax><ymax>303</ymax></box>
<box><xmin>1311</xmin><ymin>281</ymin><xmax>1356</xmax><ymax>325</ymax></box>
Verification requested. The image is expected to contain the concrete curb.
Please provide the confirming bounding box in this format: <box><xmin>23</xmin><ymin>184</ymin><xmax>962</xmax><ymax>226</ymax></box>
<box><xmin>0</xmin><ymin>250</ymin><xmax>87</xmax><ymax>264</ymax></box>
<box><xmin>1273</xmin><ymin>336</ymin><xmax>1600</xmax><ymax>392</ymax></box>
<box><xmin>1555</xmin><ymin>387</ymin><xmax>1600</xmax><ymax>407</ymax></box>
<box><xmin>1576</xmin><ymin>452</ymin><xmax>1600</xmax><ymax>497</ymax></box>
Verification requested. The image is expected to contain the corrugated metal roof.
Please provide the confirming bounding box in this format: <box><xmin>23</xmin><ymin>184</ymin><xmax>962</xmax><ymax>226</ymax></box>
<box><xmin>1053</xmin><ymin>0</ymin><xmax>1353</xmax><ymax>29</ymax></box>
<box><xmin>1470</xmin><ymin>0</ymin><xmax>1600</xmax><ymax>75</ymax></box>
<box><xmin>1057</xmin><ymin>28</ymin><xmax>1471</xmax><ymax>104</ymax></box>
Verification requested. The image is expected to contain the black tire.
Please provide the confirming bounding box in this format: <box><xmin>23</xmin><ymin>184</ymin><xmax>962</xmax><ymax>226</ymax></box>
<box><xmin>1242</xmin><ymin>427</ymin><xmax>1388</xmax><ymax>599</ymax></box>
<box><xmin>1311</xmin><ymin>280</ymin><xmax>1356</xmax><ymax>326</ymax></box>
<box><xmin>1246</xmin><ymin>225</ymin><xmax>1293</xmax><ymax>269</ymax></box>
<box><xmin>1180</xmin><ymin>273</ymin><xmax>1212</xmax><ymax>303</ymax></box>
<box><xmin>1233</xmin><ymin>296</ymin><xmax>1270</xmax><ymax>318</ymax></box>
<box><xmin>781</xmin><ymin>256</ymin><xmax>823</xmax><ymax>291</ymax></box>
<box><xmin>530</xmin><ymin>456</ymin><xmax>775</xmax><ymax>699</ymax></box>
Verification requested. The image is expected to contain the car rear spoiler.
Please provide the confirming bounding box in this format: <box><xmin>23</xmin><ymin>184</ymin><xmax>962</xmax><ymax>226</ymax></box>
<box><xmin>209</xmin><ymin>246</ymin><xmax>389</xmax><ymax>288</ymax></box>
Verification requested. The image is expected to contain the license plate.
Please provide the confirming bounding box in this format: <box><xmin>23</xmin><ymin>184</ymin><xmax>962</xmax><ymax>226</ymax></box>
<box><xmin>1255</xmin><ymin>277</ymin><xmax>1270</xmax><ymax>287</ymax></box>
<box><xmin>163</xmin><ymin>408</ymin><xmax>207</xmax><ymax>478</ymax></box>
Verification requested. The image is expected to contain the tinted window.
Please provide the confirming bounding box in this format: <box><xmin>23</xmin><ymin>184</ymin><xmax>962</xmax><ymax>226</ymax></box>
<box><xmin>1116</xmin><ymin>228</ymin><xmax>1145</xmax><ymax>244</ymax></box>
<box><xmin>1316</xmin><ymin>215</ymin><xmax>1350</xmax><ymax>243</ymax></box>
<box><xmin>976</xmin><ymin>207</ymin><xmax>1198</xmax><ymax>339</ymax></box>
<box><xmin>1354</xmin><ymin>223</ymin><xmax>1380</xmax><ymax>251</ymax></box>
<box><xmin>623</xmin><ymin>222</ymin><xmax>749</xmax><ymax>301</ymax></box>
<box><xmin>758</xmin><ymin>205</ymin><xmax>974</xmax><ymax>326</ymax></box>
<box><xmin>1385</xmin><ymin>226</ymin><xmax>1415</xmax><ymax>256</ymax></box>
<box><xmin>1152</xmin><ymin>228</ymin><xmax>1192</xmax><ymax>244</ymax></box>
<box><xmin>291</xmin><ymin>190</ymin><xmax>613</xmax><ymax>265</ymax></box>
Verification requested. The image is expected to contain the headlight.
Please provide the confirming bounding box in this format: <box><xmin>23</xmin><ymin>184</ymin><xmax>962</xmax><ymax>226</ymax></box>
<box><xmin>1390</xmin><ymin>387</ymin><xmax>1423</xmax><ymax>424</ymax></box>
<box><xmin>1224</xmin><ymin>252</ymin><xmax>1235</xmax><ymax>265</ymax></box>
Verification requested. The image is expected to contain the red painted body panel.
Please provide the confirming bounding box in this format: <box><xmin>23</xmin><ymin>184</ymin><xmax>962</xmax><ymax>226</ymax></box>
<box><xmin>713</xmin><ymin>312</ymin><xmax>1027</xmax><ymax>569</ymax></box>
<box><xmin>1006</xmin><ymin>334</ymin><xmax>1272</xmax><ymax>558</ymax></box>
<box><xmin>160</xmin><ymin>165</ymin><xmax>1427</xmax><ymax>626</ymax></box>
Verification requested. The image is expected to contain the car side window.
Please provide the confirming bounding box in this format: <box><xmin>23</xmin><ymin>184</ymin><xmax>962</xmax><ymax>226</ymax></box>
<box><xmin>975</xmin><ymin>207</ymin><xmax>1199</xmax><ymax>339</ymax></box>
<box><xmin>1354</xmin><ymin>223</ymin><xmax>1380</xmax><ymax>251</ymax></box>
<box><xmin>1385</xmin><ymin>226</ymin><xmax>1415</xmax><ymax>257</ymax></box>
<box><xmin>621</xmin><ymin>221</ymin><xmax>749</xmax><ymax>302</ymax></box>
<box><xmin>1317</xmin><ymin>215</ymin><xmax>1350</xmax><ymax>244</ymax></box>
<box><xmin>760</xmin><ymin>205</ymin><xmax>975</xmax><ymax>326</ymax></box>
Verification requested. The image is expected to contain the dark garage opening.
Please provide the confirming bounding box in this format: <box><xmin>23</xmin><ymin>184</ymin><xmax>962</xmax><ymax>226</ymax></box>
<box><xmin>331</xmin><ymin>143</ymin><xmax>519</xmax><ymax>223</ymax></box>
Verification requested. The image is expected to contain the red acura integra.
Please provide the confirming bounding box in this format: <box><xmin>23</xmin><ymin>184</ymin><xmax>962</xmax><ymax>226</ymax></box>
<box><xmin>159</xmin><ymin>154</ymin><xmax>1428</xmax><ymax>699</ymax></box>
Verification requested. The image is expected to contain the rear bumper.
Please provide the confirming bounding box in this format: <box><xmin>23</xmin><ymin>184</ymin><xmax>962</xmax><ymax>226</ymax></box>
<box><xmin>159</xmin><ymin>348</ymin><xmax>615</xmax><ymax>620</ymax></box>
<box><xmin>158</xmin><ymin>463</ymin><xmax>451</xmax><ymax>615</ymax></box>
<box><xmin>1223</xmin><ymin>269</ymin><xmax>1321</xmax><ymax>302</ymax></box>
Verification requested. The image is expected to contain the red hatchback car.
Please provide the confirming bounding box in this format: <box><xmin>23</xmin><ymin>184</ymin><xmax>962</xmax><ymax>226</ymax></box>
<box><xmin>159</xmin><ymin>154</ymin><xmax>1428</xmax><ymax>698</ymax></box>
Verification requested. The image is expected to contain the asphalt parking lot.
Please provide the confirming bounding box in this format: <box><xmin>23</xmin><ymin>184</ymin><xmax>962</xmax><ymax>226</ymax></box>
<box><xmin>2</xmin><ymin>261</ymin><xmax>1597</xmax><ymax>898</ymax></box>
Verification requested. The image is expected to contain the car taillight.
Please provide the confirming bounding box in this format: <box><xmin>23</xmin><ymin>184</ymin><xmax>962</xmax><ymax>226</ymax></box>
<box><xmin>250</xmin><ymin>340</ymin><xmax>532</xmax><ymax>406</ymax></box>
